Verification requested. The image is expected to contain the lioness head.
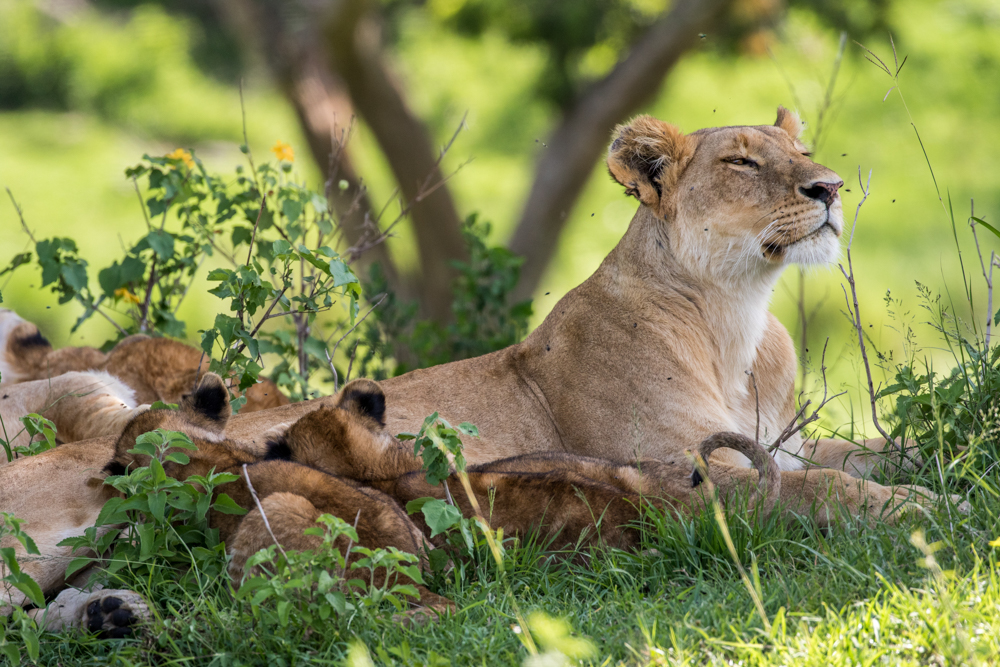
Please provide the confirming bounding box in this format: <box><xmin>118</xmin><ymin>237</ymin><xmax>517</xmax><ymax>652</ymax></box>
<box><xmin>607</xmin><ymin>107</ymin><xmax>843</xmax><ymax>280</ymax></box>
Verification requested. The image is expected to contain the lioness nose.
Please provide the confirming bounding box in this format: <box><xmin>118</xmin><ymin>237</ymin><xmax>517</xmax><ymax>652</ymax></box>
<box><xmin>799</xmin><ymin>179</ymin><xmax>843</xmax><ymax>205</ymax></box>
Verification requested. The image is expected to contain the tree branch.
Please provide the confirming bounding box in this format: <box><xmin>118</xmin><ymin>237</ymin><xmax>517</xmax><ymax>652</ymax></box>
<box><xmin>508</xmin><ymin>0</ymin><xmax>736</xmax><ymax>302</ymax></box>
<box><xmin>320</xmin><ymin>0</ymin><xmax>468</xmax><ymax>322</ymax></box>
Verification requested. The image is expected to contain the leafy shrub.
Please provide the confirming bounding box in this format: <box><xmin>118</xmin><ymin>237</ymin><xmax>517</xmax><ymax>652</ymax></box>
<box><xmin>236</xmin><ymin>514</ymin><xmax>424</xmax><ymax>630</ymax></box>
<box><xmin>0</xmin><ymin>513</ymin><xmax>44</xmax><ymax>663</ymax></box>
<box><xmin>357</xmin><ymin>214</ymin><xmax>533</xmax><ymax>378</ymax></box>
<box><xmin>58</xmin><ymin>428</ymin><xmax>244</xmax><ymax>587</ymax></box>
<box><xmin>1</xmin><ymin>412</ymin><xmax>57</xmax><ymax>463</ymax></box>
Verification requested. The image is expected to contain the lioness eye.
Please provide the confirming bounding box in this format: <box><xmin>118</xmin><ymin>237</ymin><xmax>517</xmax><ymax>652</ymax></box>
<box><xmin>724</xmin><ymin>157</ymin><xmax>756</xmax><ymax>167</ymax></box>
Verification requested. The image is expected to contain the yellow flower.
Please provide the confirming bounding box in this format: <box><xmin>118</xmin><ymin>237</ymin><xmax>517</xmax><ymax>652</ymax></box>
<box><xmin>166</xmin><ymin>148</ymin><xmax>195</xmax><ymax>169</ymax></box>
<box><xmin>271</xmin><ymin>140</ymin><xmax>294</xmax><ymax>162</ymax></box>
<box><xmin>114</xmin><ymin>287</ymin><xmax>141</xmax><ymax>305</ymax></box>
<box><xmin>990</xmin><ymin>537</ymin><xmax>1000</xmax><ymax>548</ymax></box>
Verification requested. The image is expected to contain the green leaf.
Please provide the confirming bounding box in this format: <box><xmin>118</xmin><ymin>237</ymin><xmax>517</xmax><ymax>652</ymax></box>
<box><xmin>0</xmin><ymin>252</ymin><xmax>31</xmax><ymax>278</ymax></box>
<box><xmin>457</xmin><ymin>422</ymin><xmax>480</xmax><ymax>437</ymax></box>
<box><xmin>282</xmin><ymin>199</ymin><xmax>302</xmax><ymax>224</ymax></box>
<box><xmin>10</xmin><ymin>573</ymin><xmax>46</xmax><ymax>608</ymax></box>
<box><xmin>212</xmin><ymin>494</ymin><xmax>248</xmax><ymax>515</ymax></box>
<box><xmin>272</xmin><ymin>239</ymin><xmax>292</xmax><ymax>256</ymax></box>
<box><xmin>146</xmin><ymin>229</ymin><xmax>175</xmax><ymax>259</ymax></box>
<box><xmin>0</xmin><ymin>642</ymin><xmax>20</xmax><ymax>664</ymax></box>
<box><xmin>326</xmin><ymin>591</ymin><xmax>347</xmax><ymax>614</ymax></box>
<box><xmin>148</xmin><ymin>490</ymin><xmax>167</xmax><ymax>522</ymax></box>
<box><xmin>22</xmin><ymin>627</ymin><xmax>39</xmax><ymax>661</ymax></box>
<box><xmin>972</xmin><ymin>216</ymin><xmax>1000</xmax><ymax>242</ymax></box>
<box><xmin>277</xmin><ymin>599</ymin><xmax>292</xmax><ymax>626</ymax></box>
<box><xmin>405</xmin><ymin>497</ymin><xmax>432</xmax><ymax>515</ymax></box>
<box><xmin>137</xmin><ymin>521</ymin><xmax>157</xmax><ymax>559</ymax></box>
<box><xmin>65</xmin><ymin>556</ymin><xmax>94</xmax><ymax>579</ymax></box>
<box><xmin>421</xmin><ymin>499</ymin><xmax>463</xmax><ymax>538</ymax></box>
<box><xmin>328</xmin><ymin>259</ymin><xmax>358</xmax><ymax>288</ymax></box>
<box><xmin>428</xmin><ymin>548</ymin><xmax>450</xmax><ymax>573</ymax></box>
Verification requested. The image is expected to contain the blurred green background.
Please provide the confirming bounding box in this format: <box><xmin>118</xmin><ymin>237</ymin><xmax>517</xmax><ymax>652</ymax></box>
<box><xmin>1</xmin><ymin>0</ymin><xmax>998</xmax><ymax>425</ymax></box>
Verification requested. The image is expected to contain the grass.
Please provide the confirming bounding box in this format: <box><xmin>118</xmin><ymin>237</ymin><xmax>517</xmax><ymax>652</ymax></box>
<box><xmin>2</xmin><ymin>1</ymin><xmax>1000</xmax><ymax>664</ymax></box>
<box><xmin>14</xmin><ymin>483</ymin><xmax>1000</xmax><ymax>665</ymax></box>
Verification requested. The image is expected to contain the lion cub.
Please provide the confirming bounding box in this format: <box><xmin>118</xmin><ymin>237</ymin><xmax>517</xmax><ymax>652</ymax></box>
<box><xmin>264</xmin><ymin>381</ymin><xmax>779</xmax><ymax>551</ymax></box>
<box><xmin>105</xmin><ymin>373</ymin><xmax>451</xmax><ymax>612</ymax></box>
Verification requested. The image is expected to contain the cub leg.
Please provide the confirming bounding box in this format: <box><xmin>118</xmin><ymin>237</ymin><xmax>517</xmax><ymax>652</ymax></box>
<box><xmin>227</xmin><ymin>491</ymin><xmax>452</xmax><ymax>615</ymax></box>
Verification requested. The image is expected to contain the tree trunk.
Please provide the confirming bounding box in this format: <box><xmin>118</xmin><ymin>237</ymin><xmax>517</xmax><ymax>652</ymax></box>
<box><xmin>321</xmin><ymin>0</ymin><xmax>468</xmax><ymax>323</ymax></box>
<box><xmin>213</xmin><ymin>0</ymin><xmax>402</xmax><ymax>293</ymax></box>
<box><xmin>507</xmin><ymin>0</ymin><xmax>737</xmax><ymax>303</ymax></box>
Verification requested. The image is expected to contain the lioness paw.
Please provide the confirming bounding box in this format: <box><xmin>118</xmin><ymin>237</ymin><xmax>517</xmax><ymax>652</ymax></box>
<box><xmin>34</xmin><ymin>587</ymin><xmax>150</xmax><ymax>638</ymax></box>
<box><xmin>85</xmin><ymin>591</ymin><xmax>148</xmax><ymax>639</ymax></box>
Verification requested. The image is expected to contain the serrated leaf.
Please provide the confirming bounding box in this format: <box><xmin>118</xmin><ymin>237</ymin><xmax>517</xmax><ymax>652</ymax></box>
<box><xmin>11</xmin><ymin>573</ymin><xmax>45</xmax><ymax>608</ymax></box>
<box><xmin>146</xmin><ymin>229</ymin><xmax>175</xmax><ymax>259</ymax></box>
<box><xmin>405</xmin><ymin>497</ymin><xmax>432</xmax><ymax>515</ymax></box>
<box><xmin>65</xmin><ymin>556</ymin><xmax>94</xmax><ymax>579</ymax></box>
<box><xmin>328</xmin><ymin>259</ymin><xmax>358</xmax><ymax>288</ymax></box>
<box><xmin>212</xmin><ymin>494</ymin><xmax>248</xmax><ymax>515</ymax></box>
<box><xmin>420</xmin><ymin>499</ymin><xmax>463</xmax><ymax>537</ymax></box>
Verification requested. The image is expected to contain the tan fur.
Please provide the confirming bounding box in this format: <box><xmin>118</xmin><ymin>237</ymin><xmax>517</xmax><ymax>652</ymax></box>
<box><xmin>0</xmin><ymin>309</ymin><xmax>288</xmax><ymax>412</ymax></box>
<box><xmin>0</xmin><ymin>110</ymin><xmax>953</xmax><ymax>625</ymax></box>
<box><xmin>326</xmin><ymin>109</ymin><xmax>903</xmax><ymax>487</ymax></box>
<box><xmin>104</xmin><ymin>374</ymin><xmax>451</xmax><ymax>613</ymax></box>
<box><xmin>272</xmin><ymin>395</ymin><xmax>928</xmax><ymax>554</ymax></box>
<box><xmin>0</xmin><ymin>371</ymin><xmax>145</xmax><ymax>457</ymax></box>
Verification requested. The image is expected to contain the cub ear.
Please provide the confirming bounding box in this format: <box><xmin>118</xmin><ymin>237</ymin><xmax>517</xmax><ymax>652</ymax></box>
<box><xmin>180</xmin><ymin>373</ymin><xmax>231</xmax><ymax>428</ymax></box>
<box><xmin>336</xmin><ymin>378</ymin><xmax>386</xmax><ymax>427</ymax></box>
<box><xmin>774</xmin><ymin>106</ymin><xmax>803</xmax><ymax>140</ymax></box>
<box><xmin>607</xmin><ymin>116</ymin><xmax>692</xmax><ymax>210</ymax></box>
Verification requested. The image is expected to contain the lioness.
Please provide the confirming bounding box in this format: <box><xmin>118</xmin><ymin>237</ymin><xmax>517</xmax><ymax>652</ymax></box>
<box><xmin>331</xmin><ymin>108</ymin><xmax>920</xmax><ymax>503</ymax></box>
<box><xmin>0</xmin><ymin>108</ymin><xmax>944</xmax><ymax>634</ymax></box>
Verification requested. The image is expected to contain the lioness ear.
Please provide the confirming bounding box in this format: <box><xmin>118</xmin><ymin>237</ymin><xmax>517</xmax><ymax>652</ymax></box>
<box><xmin>607</xmin><ymin>116</ymin><xmax>692</xmax><ymax>210</ymax></box>
<box><xmin>336</xmin><ymin>378</ymin><xmax>386</xmax><ymax>426</ymax></box>
<box><xmin>180</xmin><ymin>373</ymin><xmax>231</xmax><ymax>428</ymax></box>
<box><xmin>774</xmin><ymin>106</ymin><xmax>803</xmax><ymax>140</ymax></box>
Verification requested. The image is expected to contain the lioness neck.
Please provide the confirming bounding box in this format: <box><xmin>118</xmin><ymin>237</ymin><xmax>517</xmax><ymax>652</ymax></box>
<box><xmin>608</xmin><ymin>206</ymin><xmax>784</xmax><ymax>404</ymax></box>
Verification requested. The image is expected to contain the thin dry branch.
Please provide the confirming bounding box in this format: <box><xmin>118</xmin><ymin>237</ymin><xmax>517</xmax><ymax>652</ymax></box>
<box><xmin>246</xmin><ymin>196</ymin><xmax>267</xmax><ymax>267</ymax></box>
<box><xmin>242</xmin><ymin>463</ymin><xmax>288</xmax><ymax>559</ymax></box>
<box><xmin>326</xmin><ymin>293</ymin><xmax>386</xmax><ymax>392</ymax></box>
<box><xmin>838</xmin><ymin>168</ymin><xmax>908</xmax><ymax>459</ymax></box>
<box><xmin>769</xmin><ymin>339</ymin><xmax>846</xmax><ymax>453</ymax></box>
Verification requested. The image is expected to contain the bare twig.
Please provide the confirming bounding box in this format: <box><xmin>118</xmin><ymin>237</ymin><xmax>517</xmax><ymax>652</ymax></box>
<box><xmin>343</xmin><ymin>115</ymin><xmax>472</xmax><ymax>263</ymax></box>
<box><xmin>336</xmin><ymin>509</ymin><xmax>361</xmax><ymax>582</ymax></box>
<box><xmin>6</xmin><ymin>188</ymin><xmax>36</xmax><ymax>243</ymax></box>
<box><xmin>246</xmin><ymin>196</ymin><xmax>267</xmax><ymax>267</ymax></box>
<box><xmin>326</xmin><ymin>294</ymin><xmax>386</xmax><ymax>392</ymax></box>
<box><xmin>132</xmin><ymin>177</ymin><xmax>152</xmax><ymax>232</ymax></box>
<box><xmin>838</xmin><ymin>168</ymin><xmax>906</xmax><ymax>458</ymax></box>
<box><xmin>769</xmin><ymin>339</ymin><xmax>845</xmax><ymax>452</ymax></box>
<box><xmin>345</xmin><ymin>341</ymin><xmax>358</xmax><ymax>384</ymax></box>
<box><xmin>242</xmin><ymin>464</ymin><xmax>287</xmax><ymax>558</ymax></box>
<box><xmin>239</xmin><ymin>79</ymin><xmax>261</xmax><ymax>194</ymax></box>
<box><xmin>137</xmin><ymin>258</ymin><xmax>157</xmax><ymax>333</ymax></box>
<box><xmin>746</xmin><ymin>370</ymin><xmax>760</xmax><ymax>445</ymax></box>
